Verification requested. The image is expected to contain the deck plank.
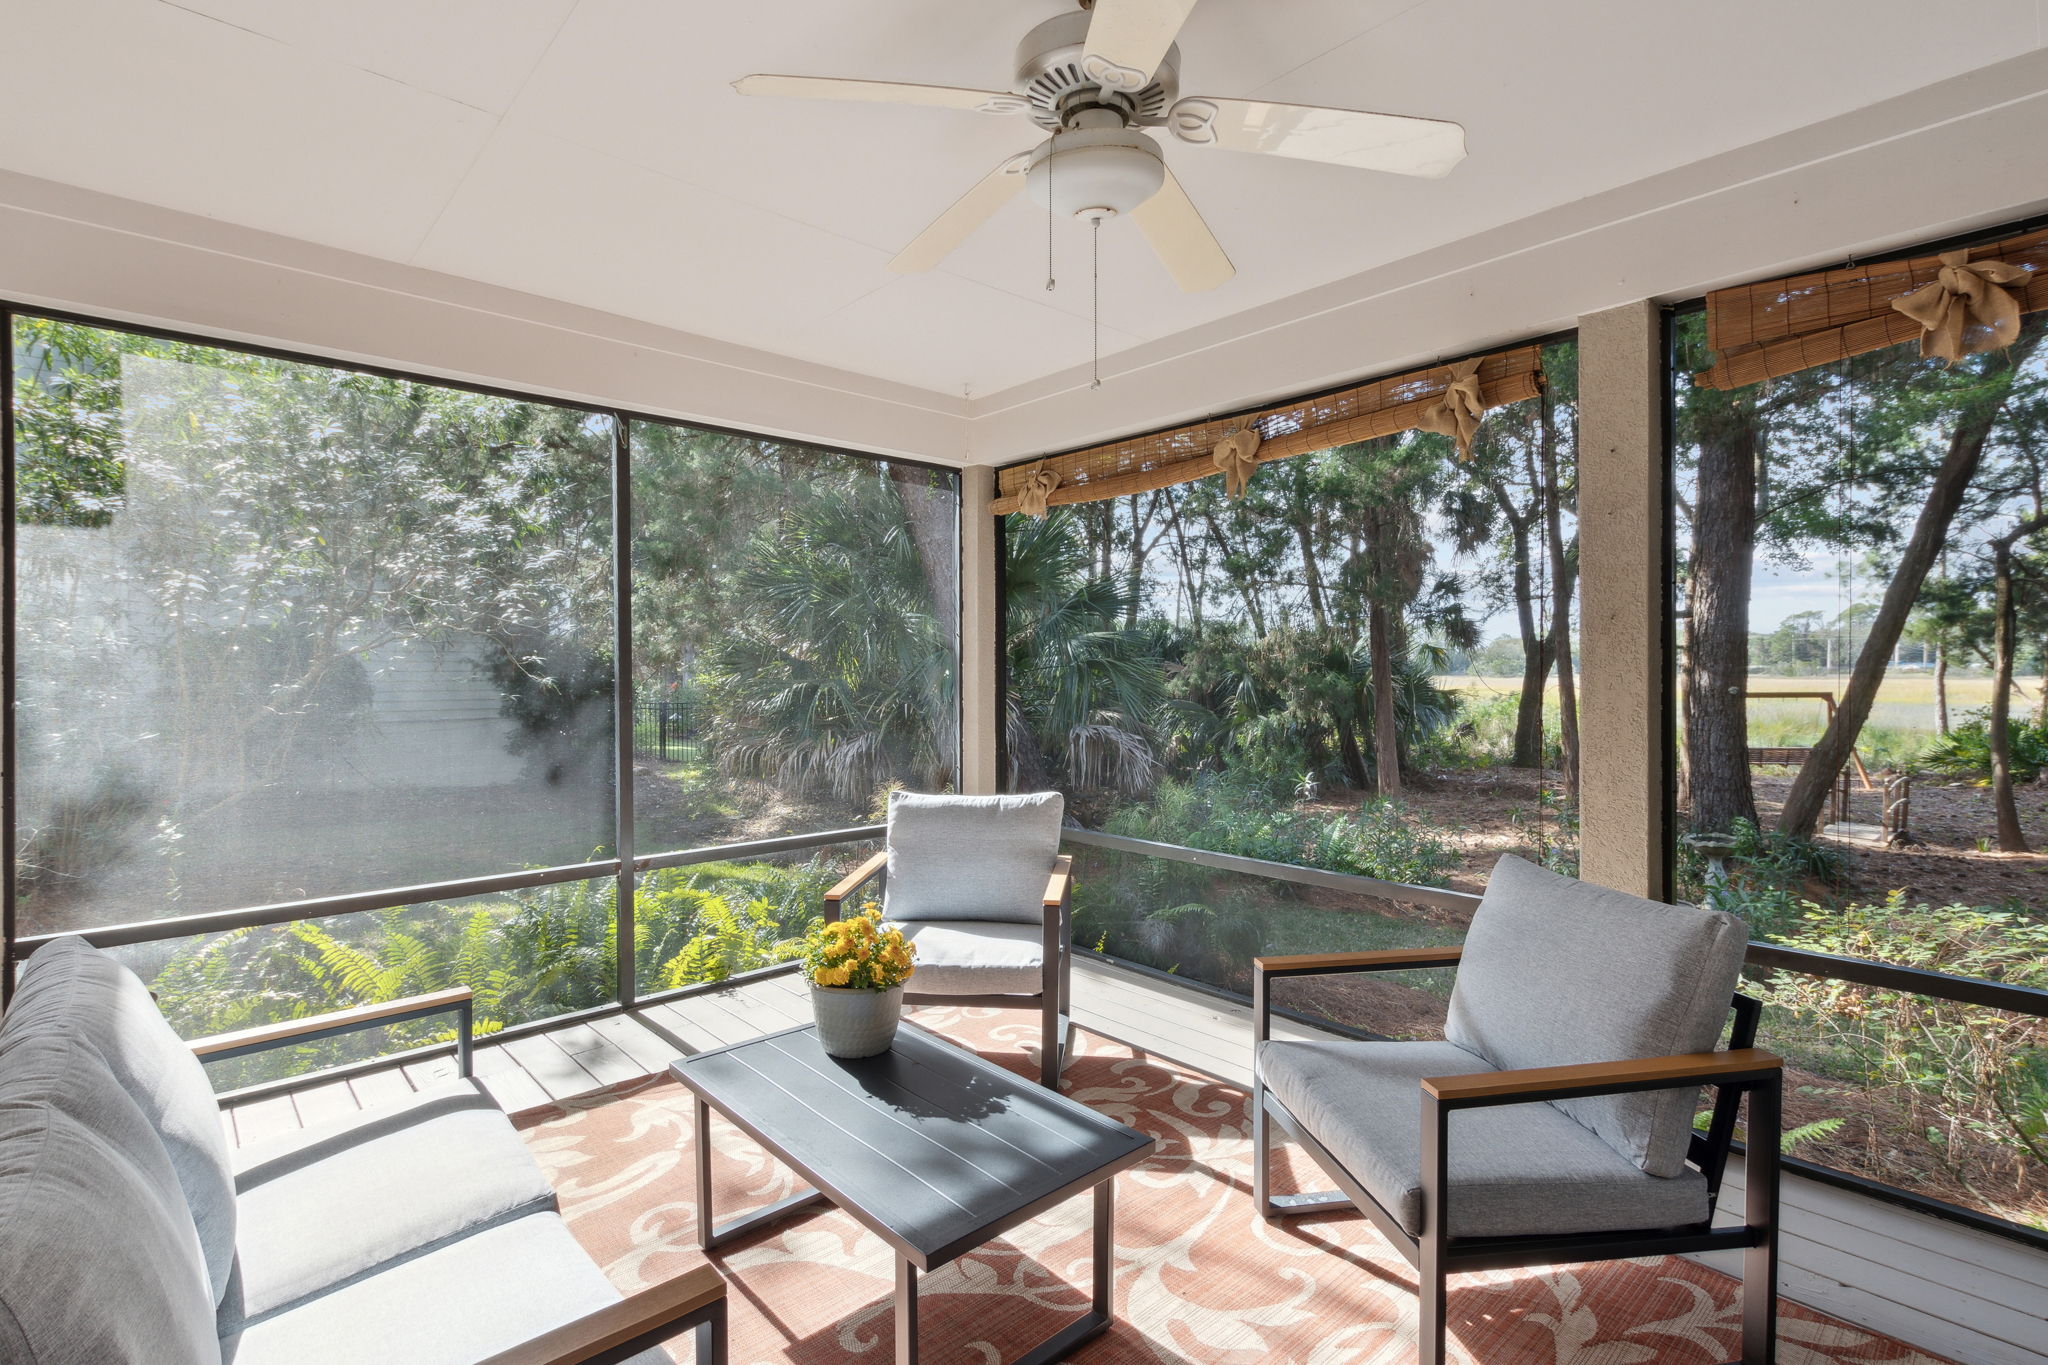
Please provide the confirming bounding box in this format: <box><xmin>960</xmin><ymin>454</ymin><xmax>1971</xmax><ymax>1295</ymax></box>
<box><xmin>401</xmin><ymin>1052</ymin><xmax>462</xmax><ymax>1091</ymax></box>
<box><xmin>346</xmin><ymin>1064</ymin><xmax>417</xmax><ymax>1111</ymax></box>
<box><xmin>290</xmin><ymin>1077</ymin><xmax>366</xmax><ymax>1130</ymax></box>
<box><xmin>496</xmin><ymin>1031</ymin><xmax>601</xmax><ymax>1101</ymax></box>
<box><xmin>228</xmin><ymin>1093</ymin><xmax>302</xmax><ymax>1147</ymax></box>
<box><xmin>591</xmin><ymin>1013</ymin><xmax>686</xmax><ymax>1073</ymax></box>
<box><xmin>474</xmin><ymin>1064</ymin><xmax>555</xmax><ymax>1116</ymax></box>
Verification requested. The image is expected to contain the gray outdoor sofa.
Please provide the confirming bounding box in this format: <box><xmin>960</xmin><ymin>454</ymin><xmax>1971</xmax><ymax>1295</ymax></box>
<box><xmin>0</xmin><ymin>936</ymin><xmax>725</xmax><ymax>1365</ymax></box>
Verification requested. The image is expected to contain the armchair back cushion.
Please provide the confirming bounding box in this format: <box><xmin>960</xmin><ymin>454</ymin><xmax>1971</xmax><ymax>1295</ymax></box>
<box><xmin>884</xmin><ymin>791</ymin><xmax>1063</xmax><ymax>924</ymax></box>
<box><xmin>14</xmin><ymin>937</ymin><xmax>237</xmax><ymax>1305</ymax></box>
<box><xmin>0</xmin><ymin>1007</ymin><xmax>222</xmax><ymax>1363</ymax></box>
<box><xmin>1445</xmin><ymin>856</ymin><xmax>1747</xmax><ymax>1178</ymax></box>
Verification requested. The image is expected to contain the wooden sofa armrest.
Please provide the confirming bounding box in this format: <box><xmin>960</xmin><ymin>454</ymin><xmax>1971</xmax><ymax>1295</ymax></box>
<box><xmin>1042</xmin><ymin>855</ymin><xmax>1074</xmax><ymax>910</ymax></box>
<box><xmin>1421</xmin><ymin>1048</ymin><xmax>1783</xmax><ymax>1109</ymax></box>
<box><xmin>822</xmin><ymin>851</ymin><xmax>889</xmax><ymax>919</ymax></box>
<box><xmin>1254</xmin><ymin>946</ymin><xmax>1463</xmax><ymax>979</ymax></box>
<box><xmin>475</xmin><ymin>1263</ymin><xmax>727</xmax><ymax>1365</ymax></box>
<box><xmin>188</xmin><ymin>986</ymin><xmax>475</xmax><ymax>1076</ymax></box>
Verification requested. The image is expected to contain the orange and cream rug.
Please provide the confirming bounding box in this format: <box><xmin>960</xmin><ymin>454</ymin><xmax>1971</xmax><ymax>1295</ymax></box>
<box><xmin>518</xmin><ymin>1005</ymin><xmax>1950</xmax><ymax>1364</ymax></box>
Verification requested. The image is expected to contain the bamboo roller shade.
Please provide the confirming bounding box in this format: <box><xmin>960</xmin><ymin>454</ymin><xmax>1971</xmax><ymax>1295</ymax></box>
<box><xmin>991</xmin><ymin>346</ymin><xmax>1544</xmax><ymax>515</ymax></box>
<box><xmin>1694</xmin><ymin>227</ymin><xmax>2048</xmax><ymax>390</ymax></box>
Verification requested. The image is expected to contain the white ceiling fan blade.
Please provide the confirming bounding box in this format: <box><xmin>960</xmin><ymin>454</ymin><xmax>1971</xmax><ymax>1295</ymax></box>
<box><xmin>1168</xmin><ymin>97</ymin><xmax>1467</xmax><ymax>178</ymax></box>
<box><xmin>733</xmin><ymin>74</ymin><xmax>1029</xmax><ymax>116</ymax></box>
<box><xmin>888</xmin><ymin>153</ymin><xmax>1033</xmax><ymax>274</ymax></box>
<box><xmin>1130</xmin><ymin>167</ymin><xmax>1233</xmax><ymax>293</ymax></box>
<box><xmin>1082</xmin><ymin>0</ymin><xmax>1199</xmax><ymax>94</ymax></box>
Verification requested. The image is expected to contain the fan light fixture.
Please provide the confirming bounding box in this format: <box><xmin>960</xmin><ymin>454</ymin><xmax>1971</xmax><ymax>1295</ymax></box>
<box><xmin>1025</xmin><ymin>118</ymin><xmax>1164</xmax><ymax>221</ymax></box>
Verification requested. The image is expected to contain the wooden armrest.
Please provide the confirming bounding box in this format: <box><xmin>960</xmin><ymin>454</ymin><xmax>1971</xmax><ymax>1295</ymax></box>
<box><xmin>1423</xmin><ymin>1048</ymin><xmax>1782</xmax><ymax>1107</ymax></box>
<box><xmin>823</xmin><ymin>850</ymin><xmax>889</xmax><ymax>909</ymax></box>
<box><xmin>476</xmin><ymin>1264</ymin><xmax>726</xmax><ymax>1365</ymax></box>
<box><xmin>1042</xmin><ymin>855</ymin><xmax>1074</xmax><ymax>909</ymax></box>
<box><xmin>188</xmin><ymin>987</ymin><xmax>472</xmax><ymax>1059</ymax></box>
<box><xmin>1254</xmin><ymin>946</ymin><xmax>1462</xmax><ymax>978</ymax></box>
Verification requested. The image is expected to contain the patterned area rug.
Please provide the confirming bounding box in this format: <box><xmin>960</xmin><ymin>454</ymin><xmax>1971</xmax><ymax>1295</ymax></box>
<box><xmin>518</xmin><ymin>1005</ymin><xmax>1950</xmax><ymax>1364</ymax></box>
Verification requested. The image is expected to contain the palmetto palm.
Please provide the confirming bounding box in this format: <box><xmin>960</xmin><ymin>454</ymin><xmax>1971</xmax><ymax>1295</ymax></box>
<box><xmin>1004</xmin><ymin>510</ymin><xmax>1166</xmax><ymax>795</ymax></box>
<box><xmin>700</xmin><ymin>480</ymin><xmax>956</xmax><ymax>801</ymax></box>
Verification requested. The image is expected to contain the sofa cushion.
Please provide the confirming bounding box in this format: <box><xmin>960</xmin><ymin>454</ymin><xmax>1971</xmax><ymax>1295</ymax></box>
<box><xmin>224</xmin><ymin>1212</ymin><xmax>671</xmax><ymax>1365</ymax></box>
<box><xmin>1445</xmin><ymin>855</ymin><xmax>1748</xmax><ymax>1177</ymax></box>
<box><xmin>1258</xmin><ymin>1038</ymin><xmax>1709</xmax><ymax>1239</ymax></box>
<box><xmin>0</xmin><ymin>1025</ymin><xmax>221</xmax><ymax>1364</ymax></box>
<box><xmin>13</xmin><ymin>936</ymin><xmax>238</xmax><ymax>1304</ymax></box>
<box><xmin>898</xmin><ymin>920</ymin><xmax>1046</xmax><ymax>996</ymax></box>
<box><xmin>220</xmin><ymin>1078</ymin><xmax>556</xmax><ymax>1331</ymax></box>
<box><xmin>884</xmin><ymin>791</ymin><xmax>1063</xmax><ymax>924</ymax></box>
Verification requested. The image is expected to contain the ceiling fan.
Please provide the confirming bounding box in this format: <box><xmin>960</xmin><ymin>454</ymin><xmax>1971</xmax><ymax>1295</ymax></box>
<box><xmin>734</xmin><ymin>0</ymin><xmax>1468</xmax><ymax>294</ymax></box>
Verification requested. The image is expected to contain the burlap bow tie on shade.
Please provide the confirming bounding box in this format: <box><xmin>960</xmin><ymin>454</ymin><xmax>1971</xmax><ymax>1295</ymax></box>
<box><xmin>1416</xmin><ymin>358</ymin><xmax>1486</xmax><ymax>461</ymax></box>
<box><xmin>1014</xmin><ymin>463</ymin><xmax>1061</xmax><ymax>518</ymax></box>
<box><xmin>1211</xmin><ymin>427</ymin><xmax>1263</xmax><ymax>498</ymax></box>
<box><xmin>1891</xmin><ymin>249</ymin><xmax>2032</xmax><ymax>367</ymax></box>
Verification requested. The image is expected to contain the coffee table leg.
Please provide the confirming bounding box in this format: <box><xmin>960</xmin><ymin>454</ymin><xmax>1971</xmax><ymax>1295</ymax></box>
<box><xmin>1094</xmin><ymin>1178</ymin><xmax>1114</xmax><ymax>1324</ymax></box>
<box><xmin>695</xmin><ymin>1097</ymin><xmax>715</xmax><ymax>1252</ymax></box>
<box><xmin>896</xmin><ymin>1257</ymin><xmax>919</xmax><ymax>1365</ymax></box>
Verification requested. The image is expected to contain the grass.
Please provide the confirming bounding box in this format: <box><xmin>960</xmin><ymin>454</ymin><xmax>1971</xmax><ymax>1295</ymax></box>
<box><xmin>1436</xmin><ymin>671</ymin><xmax>2048</xmax><ymax>772</ymax></box>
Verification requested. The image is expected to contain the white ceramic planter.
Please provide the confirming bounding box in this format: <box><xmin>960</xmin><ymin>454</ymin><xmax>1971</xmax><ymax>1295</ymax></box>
<box><xmin>809</xmin><ymin>984</ymin><xmax>904</xmax><ymax>1058</ymax></box>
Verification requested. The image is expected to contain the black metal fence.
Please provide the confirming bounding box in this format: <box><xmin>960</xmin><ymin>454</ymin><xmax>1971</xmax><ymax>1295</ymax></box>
<box><xmin>634</xmin><ymin>693</ymin><xmax>705</xmax><ymax>765</ymax></box>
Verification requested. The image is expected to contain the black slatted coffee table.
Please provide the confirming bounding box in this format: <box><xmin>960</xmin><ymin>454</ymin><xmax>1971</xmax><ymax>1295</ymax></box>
<box><xmin>669</xmin><ymin>1021</ymin><xmax>1153</xmax><ymax>1365</ymax></box>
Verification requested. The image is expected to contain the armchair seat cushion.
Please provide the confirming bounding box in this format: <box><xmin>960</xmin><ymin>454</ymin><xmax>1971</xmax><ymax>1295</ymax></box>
<box><xmin>221</xmin><ymin>1078</ymin><xmax>557</xmax><ymax>1330</ymax></box>
<box><xmin>1257</xmin><ymin>1039</ymin><xmax>1709</xmax><ymax>1240</ymax></box>
<box><xmin>898</xmin><ymin>920</ymin><xmax>1045</xmax><ymax>996</ymax></box>
<box><xmin>225</xmin><ymin>1211</ymin><xmax>671</xmax><ymax>1365</ymax></box>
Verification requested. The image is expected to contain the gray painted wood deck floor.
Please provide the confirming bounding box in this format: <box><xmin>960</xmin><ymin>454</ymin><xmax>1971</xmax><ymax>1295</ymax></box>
<box><xmin>217</xmin><ymin>956</ymin><xmax>1334</xmax><ymax>1149</ymax></box>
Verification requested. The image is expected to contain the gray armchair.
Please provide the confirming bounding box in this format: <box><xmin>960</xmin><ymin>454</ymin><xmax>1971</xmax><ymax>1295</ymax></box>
<box><xmin>824</xmin><ymin>791</ymin><xmax>1072</xmax><ymax>1087</ymax></box>
<box><xmin>1252</xmin><ymin>855</ymin><xmax>1782</xmax><ymax>1365</ymax></box>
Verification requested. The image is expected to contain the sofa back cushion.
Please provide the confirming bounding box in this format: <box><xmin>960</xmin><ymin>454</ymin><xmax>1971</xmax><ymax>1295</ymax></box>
<box><xmin>11</xmin><ymin>938</ymin><xmax>237</xmax><ymax>1305</ymax></box>
<box><xmin>883</xmin><ymin>791</ymin><xmax>1063</xmax><ymax>924</ymax></box>
<box><xmin>0</xmin><ymin>1024</ymin><xmax>223</xmax><ymax>1364</ymax></box>
<box><xmin>1445</xmin><ymin>856</ymin><xmax>1748</xmax><ymax>1178</ymax></box>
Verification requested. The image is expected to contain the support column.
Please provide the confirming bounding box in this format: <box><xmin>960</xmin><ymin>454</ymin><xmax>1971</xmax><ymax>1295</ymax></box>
<box><xmin>1576</xmin><ymin>300</ymin><xmax>1669</xmax><ymax>900</ymax></box>
<box><xmin>958</xmin><ymin>466</ymin><xmax>1001</xmax><ymax>794</ymax></box>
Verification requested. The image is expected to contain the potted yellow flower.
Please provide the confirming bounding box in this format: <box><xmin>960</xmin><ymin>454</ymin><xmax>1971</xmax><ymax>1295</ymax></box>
<box><xmin>801</xmin><ymin>907</ymin><xmax>916</xmax><ymax>1058</ymax></box>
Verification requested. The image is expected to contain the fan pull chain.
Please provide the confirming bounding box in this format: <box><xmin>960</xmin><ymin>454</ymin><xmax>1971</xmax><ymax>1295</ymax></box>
<box><xmin>1044</xmin><ymin>135</ymin><xmax>1057</xmax><ymax>292</ymax></box>
<box><xmin>1090</xmin><ymin>214</ymin><xmax>1102</xmax><ymax>390</ymax></box>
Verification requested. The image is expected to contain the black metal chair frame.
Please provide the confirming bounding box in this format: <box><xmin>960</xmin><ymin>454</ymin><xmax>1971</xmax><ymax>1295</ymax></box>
<box><xmin>1252</xmin><ymin>948</ymin><xmax>1782</xmax><ymax>1365</ymax></box>
<box><xmin>825</xmin><ymin>852</ymin><xmax>1074</xmax><ymax>1088</ymax></box>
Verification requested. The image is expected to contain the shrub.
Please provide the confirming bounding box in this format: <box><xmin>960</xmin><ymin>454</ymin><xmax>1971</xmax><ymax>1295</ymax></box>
<box><xmin>1756</xmin><ymin>894</ymin><xmax>2048</xmax><ymax>1217</ymax></box>
<box><xmin>1919</xmin><ymin>711</ymin><xmax>2048</xmax><ymax>784</ymax></box>
<box><xmin>1675</xmin><ymin>817</ymin><xmax>1842</xmax><ymax>937</ymax></box>
<box><xmin>1104</xmin><ymin>775</ymin><xmax>1456</xmax><ymax>886</ymax></box>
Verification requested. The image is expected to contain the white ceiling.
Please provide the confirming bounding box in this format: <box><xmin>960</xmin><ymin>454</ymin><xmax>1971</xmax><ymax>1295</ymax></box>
<box><xmin>4</xmin><ymin>0</ymin><xmax>2046</xmax><ymax>403</ymax></box>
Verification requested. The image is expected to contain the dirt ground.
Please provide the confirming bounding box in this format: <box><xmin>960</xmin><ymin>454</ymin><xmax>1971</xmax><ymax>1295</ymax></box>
<box><xmin>1748</xmin><ymin>771</ymin><xmax>2048</xmax><ymax>909</ymax></box>
<box><xmin>1300</xmin><ymin>765</ymin><xmax>1574</xmax><ymax>895</ymax></box>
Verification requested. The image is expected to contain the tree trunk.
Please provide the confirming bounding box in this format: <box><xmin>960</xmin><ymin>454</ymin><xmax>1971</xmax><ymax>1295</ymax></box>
<box><xmin>1369</xmin><ymin>601</ymin><xmax>1402</xmax><ymax>796</ymax></box>
<box><xmin>1684</xmin><ymin>394</ymin><xmax>1762</xmax><ymax>835</ymax></box>
<box><xmin>1934</xmin><ymin>641</ymin><xmax>1951</xmax><ymax>736</ymax></box>
<box><xmin>2035</xmin><ymin>634</ymin><xmax>2048</xmax><ymax>728</ymax></box>
<box><xmin>1504</xmin><ymin>514</ymin><xmax>1550</xmax><ymax>768</ymax></box>
<box><xmin>1539</xmin><ymin>396</ymin><xmax>1580</xmax><ymax>798</ymax></box>
<box><xmin>1335</xmin><ymin>715</ymin><xmax>1370</xmax><ymax>788</ymax></box>
<box><xmin>1199</xmin><ymin>506</ymin><xmax>1266</xmax><ymax>635</ymax></box>
<box><xmin>1779</xmin><ymin>334</ymin><xmax>2041</xmax><ymax>836</ymax></box>
<box><xmin>1160</xmin><ymin>493</ymin><xmax>1203</xmax><ymax>631</ymax></box>
<box><xmin>1295</xmin><ymin>518</ymin><xmax>1331</xmax><ymax>631</ymax></box>
<box><xmin>1990</xmin><ymin>515</ymin><xmax>2047</xmax><ymax>851</ymax></box>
